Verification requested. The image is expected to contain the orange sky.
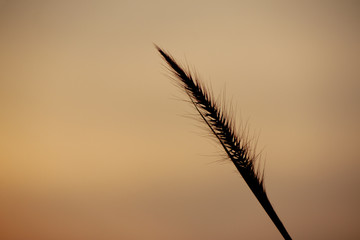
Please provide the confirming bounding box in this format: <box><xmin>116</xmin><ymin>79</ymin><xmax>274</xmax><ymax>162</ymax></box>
<box><xmin>0</xmin><ymin>1</ymin><xmax>359</xmax><ymax>239</ymax></box>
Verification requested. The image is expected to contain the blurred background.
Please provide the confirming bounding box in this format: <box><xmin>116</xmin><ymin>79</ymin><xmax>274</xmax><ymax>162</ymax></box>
<box><xmin>0</xmin><ymin>0</ymin><xmax>359</xmax><ymax>239</ymax></box>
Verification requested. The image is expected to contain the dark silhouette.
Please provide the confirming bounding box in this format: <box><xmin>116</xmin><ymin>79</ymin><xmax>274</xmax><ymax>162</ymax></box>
<box><xmin>156</xmin><ymin>45</ymin><xmax>292</xmax><ymax>240</ymax></box>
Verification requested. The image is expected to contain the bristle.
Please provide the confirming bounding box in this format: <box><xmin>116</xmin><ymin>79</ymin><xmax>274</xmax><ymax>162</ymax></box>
<box><xmin>157</xmin><ymin>46</ymin><xmax>291</xmax><ymax>240</ymax></box>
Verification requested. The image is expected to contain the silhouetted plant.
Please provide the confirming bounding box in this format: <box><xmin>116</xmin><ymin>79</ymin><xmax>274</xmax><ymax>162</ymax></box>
<box><xmin>156</xmin><ymin>45</ymin><xmax>292</xmax><ymax>240</ymax></box>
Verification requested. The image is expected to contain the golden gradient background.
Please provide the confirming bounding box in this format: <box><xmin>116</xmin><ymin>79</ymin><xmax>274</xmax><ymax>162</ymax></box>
<box><xmin>1</xmin><ymin>1</ymin><xmax>359</xmax><ymax>239</ymax></box>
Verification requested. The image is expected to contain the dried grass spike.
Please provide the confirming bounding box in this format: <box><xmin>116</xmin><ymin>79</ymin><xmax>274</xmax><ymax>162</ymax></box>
<box><xmin>156</xmin><ymin>45</ymin><xmax>291</xmax><ymax>240</ymax></box>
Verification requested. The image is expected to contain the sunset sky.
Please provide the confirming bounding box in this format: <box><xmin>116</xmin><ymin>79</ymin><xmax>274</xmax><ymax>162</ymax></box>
<box><xmin>1</xmin><ymin>1</ymin><xmax>359</xmax><ymax>239</ymax></box>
